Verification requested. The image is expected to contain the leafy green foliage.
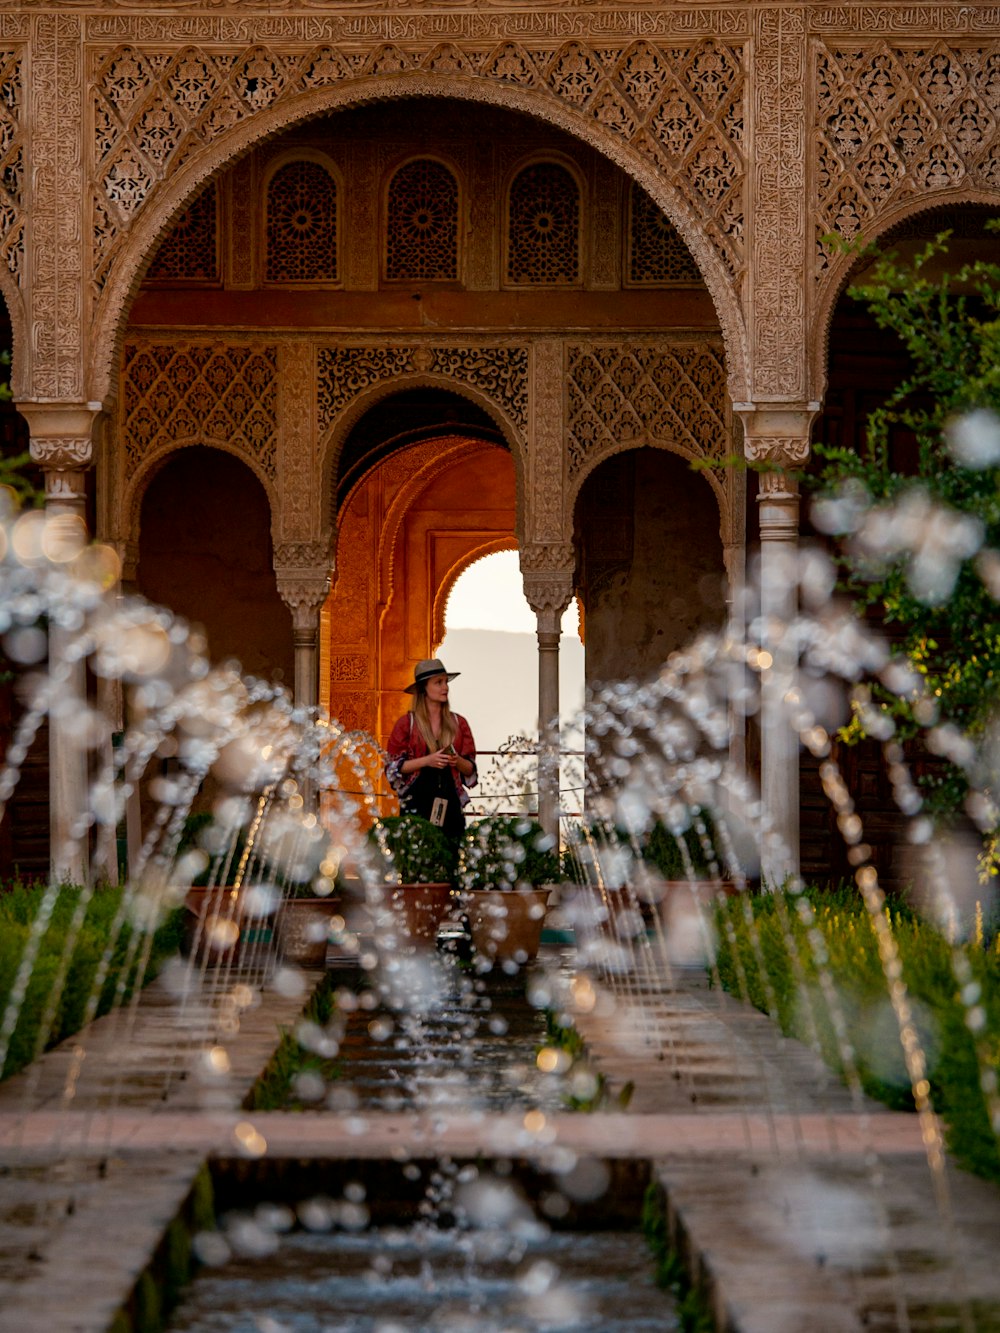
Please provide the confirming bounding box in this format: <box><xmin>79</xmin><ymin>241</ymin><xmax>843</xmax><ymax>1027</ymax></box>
<box><xmin>715</xmin><ymin>891</ymin><xmax>1000</xmax><ymax>1180</ymax></box>
<box><xmin>458</xmin><ymin>816</ymin><xmax>560</xmax><ymax>891</ymax></box>
<box><xmin>370</xmin><ymin>813</ymin><xmax>456</xmax><ymax>884</ymax></box>
<box><xmin>0</xmin><ymin>882</ymin><xmax>184</xmax><ymax>1080</ymax></box>
<box><xmin>644</xmin><ymin>814</ymin><xmax>720</xmax><ymax>879</ymax></box>
<box><xmin>641</xmin><ymin>1182</ymin><xmax>714</xmax><ymax>1332</ymax></box>
<box><xmin>245</xmin><ymin>973</ymin><xmax>342</xmax><ymax>1111</ymax></box>
<box><xmin>813</xmin><ymin>227</ymin><xmax>1000</xmax><ymax>843</ymax></box>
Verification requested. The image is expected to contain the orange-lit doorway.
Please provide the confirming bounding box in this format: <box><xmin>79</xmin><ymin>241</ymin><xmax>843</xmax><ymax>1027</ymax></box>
<box><xmin>320</xmin><ymin>436</ymin><xmax>516</xmax><ymax>789</ymax></box>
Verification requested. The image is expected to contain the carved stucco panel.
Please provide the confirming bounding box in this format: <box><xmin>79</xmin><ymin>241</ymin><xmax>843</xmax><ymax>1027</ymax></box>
<box><xmin>120</xmin><ymin>338</ymin><xmax>280</xmax><ymax>524</ymax></box>
<box><xmin>749</xmin><ymin>7</ymin><xmax>808</xmax><ymax>400</ymax></box>
<box><xmin>566</xmin><ymin>337</ymin><xmax>729</xmax><ymax>480</ymax></box>
<box><xmin>32</xmin><ymin>15</ymin><xmax>85</xmax><ymax>398</ymax></box>
<box><xmin>529</xmin><ymin>339</ymin><xmax>565</xmax><ymax>545</ymax></box>
<box><xmin>277</xmin><ymin>339</ymin><xmax>318</xmax><ymax>542</ymax></box>
<box><xmin>814</xmin><ymin>36</ymin><xmax>1000</xmax><ymax>294</ymax></box>
<box><xmin>228</xmin><ymin>152</ymin><xmax>256</xmax><ymax>287</ymax></box>
<box><xmin>317</xmin><ymin>343</ymin><xmax>530</xmax><ymax>479</ymax></box>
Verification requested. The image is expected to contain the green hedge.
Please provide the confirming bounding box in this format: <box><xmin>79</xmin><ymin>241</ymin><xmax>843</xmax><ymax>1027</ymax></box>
<box><xmin>714</xmin><ymin>890</ymin><xmax>1000</xmax><ymax>1180</ymax></box>
<box><xmin>0</xmin><ymin>882</ymin><xmax>184</xmax><ymax>1081</ymax></box>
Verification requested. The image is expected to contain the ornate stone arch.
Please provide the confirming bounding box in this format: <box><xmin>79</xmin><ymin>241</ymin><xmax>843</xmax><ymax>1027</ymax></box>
<box><xmin>433</xmin><ymin>538</ymin><xmax>519</xmax><ymax>652</ymax></box>
<box><xmin>123</xmin><ymin>437</ymin><xmax>281</xmax><ymax>567</ymax></box>
<box><xmin>503</xmin><ymin>153</ymin><xmax>585</xmax><ymax>287</ymax></box>
<box><xmin>569</xmin><ymin>434</ymin><xmax>734</xmax><ymax>551</ymax></box>
<box><xmin>0</xmin><ymin>263</ymin><xmax>28</xmax><ymax>401</ymax></box>
<box><xmin>317</xmin><ymin>354</ymin><xmax>529</xmax><ymax>538</ymax></box>
<box><xmin>261</xmin><ymin>147</ymin><xmax>342</xmax><ymax>286</ymax></box>
<box><xmin>811</xmin><ymin>192</ymin><xmax>1000</xmax><ymax>404</ymax></box>
<box><xmin>90</xmin><ymin>72</ymin><xmax>750</xmax><ymax>405</ymax></box>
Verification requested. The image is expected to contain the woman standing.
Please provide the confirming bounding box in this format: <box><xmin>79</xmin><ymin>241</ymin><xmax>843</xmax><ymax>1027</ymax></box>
<box><xmin>385</xmin><ymin>658</ymin><xmax>478</xmax><ymax>842</ymax></box>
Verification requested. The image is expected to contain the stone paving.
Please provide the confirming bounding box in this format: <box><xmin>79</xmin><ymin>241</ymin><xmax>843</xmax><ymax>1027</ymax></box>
<box><xmin>0</xmin><ymin>948</ymin><xmax>999</xmax><ymax>1331</ymax></box>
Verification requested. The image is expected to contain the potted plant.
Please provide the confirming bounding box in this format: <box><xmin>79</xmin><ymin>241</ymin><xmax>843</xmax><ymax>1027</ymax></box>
<box><xmin>275</xmin><ymin>878</ymin><xmax>343</xmax><ymax>968</ymax></box>
<box><xmin>369</xmin><ymin>815</ymin><xmax>457</xmax><ymax>945</ymax></box>
<box><xmin>458</xmin><ymin>816</ymin><xmax>560</xmax><ymax>964</ymax></box>
<box><xmin>644</xmin><ymin>814</ymin><xmax>739</xmax><ymax>903</ymax></box>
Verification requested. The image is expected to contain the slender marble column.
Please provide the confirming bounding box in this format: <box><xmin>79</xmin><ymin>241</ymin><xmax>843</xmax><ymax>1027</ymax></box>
<box><xmin>735</xmin><ymin>404</ymin><xmax>818</xmax><ymax>888</ymax></box>
<box><xmin>19</xmin><ymin>403</ymin><xmax>103</xmax><ymax>885</ymax></box>
<box><xmin>523</xmin><ymin>571</ymin><xmax>573</xmax><ymax>844</ymax></box>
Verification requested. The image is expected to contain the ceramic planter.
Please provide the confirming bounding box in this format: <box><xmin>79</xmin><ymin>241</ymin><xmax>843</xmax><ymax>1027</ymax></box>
<box><xmin>464</xmin><ymin>887</ymin><xmax>550</xmax><ymax>963</ymax></box>
<box><xmin>276</xmin><ymin>896</ymin><xmax>343</xmax><ymax>967</ymax></box>
<box><xmin>389</xmin><ymin>882</ymin><xmax>453</xmax><ymax>944</ymax></box>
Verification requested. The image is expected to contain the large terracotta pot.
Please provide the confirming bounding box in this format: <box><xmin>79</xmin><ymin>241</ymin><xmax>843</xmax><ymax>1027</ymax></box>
<box><xmin>276</xmin><ymin>896</ymin><xmax>343</xmax><ymax>967</ymax></box>
<box><xmin>465</xmin><ymin>888</ymin><xmax>550</xmax><ymax>963</ymax></box>
<box><xmin>390</xmin><ymin>883</ymin><xmax>453</xmax><ymax>944</ymax></box>
<box><xmin>182</xmin><ymin>886</ymin><xmax>246</xmax><ymax>965</ymax></box>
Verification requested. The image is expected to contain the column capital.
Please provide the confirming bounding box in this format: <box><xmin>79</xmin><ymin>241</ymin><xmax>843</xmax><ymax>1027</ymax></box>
<box><xmin>274</xmin><ymin>535</ymin><xmax>332</xmax><ymax>633</ymax></box>
<box><xmin>733</xmin><ymin>402</ymin><xmax>820</xmax><ymax>473</ymax></box>
<box><xmin>522</xmin><ymin>569</ymin><xmax>574</xmax><ymax>637</ymax></box>
<box><xmin>17</xmin><ymin>401</ymin><xmax>104</xmax><ymax>512</ymax></box>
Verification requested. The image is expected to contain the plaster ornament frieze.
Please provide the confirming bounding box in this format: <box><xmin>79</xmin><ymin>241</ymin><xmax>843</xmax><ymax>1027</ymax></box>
<box><xmin>565</xmin><ymin>338</ymin><xmax>728</xmax><ymax>482</ymax></box>
<box><xmin>810</xmin><ymin>8</ymin><xmax>1000</xmax><ymax>37</ymax></box>
<box><xmin>86</xmin><ymin>32</ymin><xmax>746</xmax><ymax>298</ymax></box>
<box><xmin>120</xmin><ymin>338</ymin><xmax>279</xmax><ymax>480</ymax></box>
<box><xmin>317</xmin><ymin>342</ymin><xmax>529</xmax><ymax>435</ymax></box>
<box><xmin>274</xmin><ymin>535</ymin><xmax>333</xmax><ymax>567</ymax></box>
<box><xmin>814</xmin><ymin>39</ymin><xmax>1000</xmax><ymax>286</ymax></box>
<box><xmin>742</xmin><ymin>434</ymin><xmax>811</xmax><ymax>468</ymax></box>
<box><xmin>28</xmin><ymin>436</ymin><xmax>93</xmax><ymax>469</ymax></box>
<box><xmin>519</xmin><ymin>541</ymin><xmax>575</xmax><ymax>575</ymax></box>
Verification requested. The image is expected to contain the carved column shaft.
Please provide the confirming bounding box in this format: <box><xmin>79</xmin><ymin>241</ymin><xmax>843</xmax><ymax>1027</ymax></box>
<box><xmin>523</xmin><ymin>566</ymin><xmax>574</xmax><ymax>845</ymax></box>
<box><xmin>736</xmin><ymin>404</ymin><xmax>818</xmax><ymax>888</ymax></box>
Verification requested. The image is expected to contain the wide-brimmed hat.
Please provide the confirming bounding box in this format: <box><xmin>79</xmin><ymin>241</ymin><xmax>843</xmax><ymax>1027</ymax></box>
<box><xmin>404</xmin><ymin>658</ymin><xmax>460</xmax><ymax>694</ymax></box>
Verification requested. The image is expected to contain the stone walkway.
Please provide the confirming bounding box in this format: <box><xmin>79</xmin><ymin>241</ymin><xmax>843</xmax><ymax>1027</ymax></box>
<box><xmin>0</xmin><ymin>951</ymin><xmax>998</xmax><ymax>1332</ymax></box>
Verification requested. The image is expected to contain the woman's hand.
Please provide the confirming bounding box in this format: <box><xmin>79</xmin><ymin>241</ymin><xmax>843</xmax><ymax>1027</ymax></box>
<box><xmin>424</xmin><ymin>749</ymin><xmax>452</xmax><ymax>770</ymax></box>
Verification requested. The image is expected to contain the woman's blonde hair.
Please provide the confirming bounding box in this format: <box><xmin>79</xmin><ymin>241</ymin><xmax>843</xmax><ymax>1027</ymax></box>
<box><xmin>412</xmin><ymin>687</ymin><xmax>457</xmax><ymax>751</ymax></box>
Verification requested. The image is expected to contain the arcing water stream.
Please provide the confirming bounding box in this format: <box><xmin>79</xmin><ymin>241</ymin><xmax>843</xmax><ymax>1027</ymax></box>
<box><xmin>1</xmin><ymin>420</ymin><xmax>1000</xmax><ymax>1329</ymax></box>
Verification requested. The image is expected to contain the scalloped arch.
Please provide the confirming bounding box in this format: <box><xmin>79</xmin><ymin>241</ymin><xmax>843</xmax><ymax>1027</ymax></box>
<box><xmin>568</xmin><ymin>435</ymin><xmax>730</xmax><ymax>542</ymax></box>
<box><xmin>432</xmin><ymin>538</ymin><xmax>519</xmax><ymax>653</ymax></box>
<box><xmin>91</xmin><ymin>72</ymin><xmax>749</xmax><ymax>404</ymax></box>
<box><xmin>362</xmin><ymin>436</ymin><xmax>506</xmax><ymax>639</ymax></box>
<box><xmin>322</xmin><ymin>372</ymin><xmax>526</xmax><ymax>539</ymax></box>
<box><xmin>811</xmin><ymin>189</ymin><xmax>1000</xmax><ymax>404</ymax></box>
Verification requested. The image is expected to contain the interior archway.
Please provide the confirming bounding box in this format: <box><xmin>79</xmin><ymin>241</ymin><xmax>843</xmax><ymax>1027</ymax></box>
<box><xmin>137</xmin><ymin>446</ymin><xmax>292</xmax><ymax>685</ymax></box>
<box><xmin>320</xmin><ymin>431</ymin><xmax>516</xmax><ymax>752</ymax></box>
<box><xmin>573</xmin><ymin>447</ymin><xmax>727</xmax><ymax>690</ymax></box>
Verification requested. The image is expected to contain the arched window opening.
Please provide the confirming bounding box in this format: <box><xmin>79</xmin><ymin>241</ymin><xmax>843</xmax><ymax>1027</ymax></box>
<box><xmin>385</xmin><ymin>158</ymin><xmax>459</xmax><ymax>281</ymax></box>
<box><xmin>626</xmin><ymin>182</ymin><xmax>703</xmax><ymax>286</ymax></box>
<box><xmin>266</xmin><ymin>159</ymin><xmax>338</xmax><ymax>283</ymax></box>
<box><xmin>146</xmin><ymin>183</ymin><xmax>219</xmax><ymax>284</ymax></box>
<box><xmin>506</xmin><ymin>162</ymin><xmax>580</xmax><ymax>285</ymax></box>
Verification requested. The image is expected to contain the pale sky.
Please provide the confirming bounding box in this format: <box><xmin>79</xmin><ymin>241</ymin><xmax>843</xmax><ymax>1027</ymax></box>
<box><xmin>437</xmin><ymin>550</ymin><xmax>585</xmax><ymax>773</ymax></box>
<box><xmin>443</xmin><ymin>549</ymin><xmax>580</xmax><ymax>636</ymax></box>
